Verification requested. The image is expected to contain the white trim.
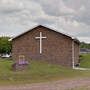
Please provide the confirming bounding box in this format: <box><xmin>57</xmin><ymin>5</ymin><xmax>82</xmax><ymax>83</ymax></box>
<box><xmin>35</xmin><ymin>32</ymin><xmax>47</xmax><ymax>54</ymax></box>
<box><xmin>72</xmin><ymin>40</ymin><xmax>75</xmax><ymax>69</ymax></box>
<box><xmin>74</xmin><ymin>67</ymin><xmax>90</xmax><ymax>71</ymax></box>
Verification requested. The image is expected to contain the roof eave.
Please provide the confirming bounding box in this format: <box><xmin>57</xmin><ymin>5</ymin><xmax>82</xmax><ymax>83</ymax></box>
<box><xmin>10</xmin><ymin>24</ymin><xmax>80</xmax><ymax>43</ymax></box>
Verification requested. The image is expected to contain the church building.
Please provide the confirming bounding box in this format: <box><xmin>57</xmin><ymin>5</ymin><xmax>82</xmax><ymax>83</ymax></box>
<box><xmin>11</xmin><ymin>25</ymin><xmax>80</xmax><ymax>68</ymax></box>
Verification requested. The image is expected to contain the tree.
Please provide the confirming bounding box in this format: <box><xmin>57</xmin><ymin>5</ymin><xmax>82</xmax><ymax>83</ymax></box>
<box><xmin>80</xmin><ymin>42</ymin><xmax>90</xmax><ymax>49</ymax></box>
<box><xmin>0</xmin><ymin>37</ymin><xmax>11</xmax><ymax>54</ymax></box>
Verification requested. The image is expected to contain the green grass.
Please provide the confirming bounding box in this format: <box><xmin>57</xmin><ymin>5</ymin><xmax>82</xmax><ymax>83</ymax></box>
<box><xmin>0</xmin><ymin>60</ymin><xmax>78</xmax><ymax>85</ymax></box>
<box><xmin>0</xmin><ymin>56</ymin><xmax>90</xmax><ymax>85</ymax></box>
<box><xmin>80</xmin><ymin>54</ymin><xmax>90</xmax><ymax>68</ymax></box>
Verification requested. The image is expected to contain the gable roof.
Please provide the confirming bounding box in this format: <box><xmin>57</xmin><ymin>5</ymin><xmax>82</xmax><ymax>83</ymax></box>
<box><xmin>10</xmin><ymin>25</ymin><xmax>80</xmax><ymax>43</ymax></box>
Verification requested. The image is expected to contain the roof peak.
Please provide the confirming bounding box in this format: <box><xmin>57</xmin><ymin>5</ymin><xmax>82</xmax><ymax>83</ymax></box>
<box><xmin>10</xmin><ymin>24</ymin><xmax>79</xmax><ymax>43</ymax></box>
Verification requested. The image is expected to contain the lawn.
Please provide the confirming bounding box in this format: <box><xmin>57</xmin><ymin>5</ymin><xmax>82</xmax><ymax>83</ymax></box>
<box><xmin>0</xmin><ymin>59</ymin><xmax>78</xmax><ymax>85</ymax></box>
<box><xmin>80</xmin><ymin>54</ymin><xmax>90</xmax><ymax>68</ymax></box>
<box><xmin>0</xmin><ymin>54</ymin><xmax>90</xmax><ymax>85</ymax></box>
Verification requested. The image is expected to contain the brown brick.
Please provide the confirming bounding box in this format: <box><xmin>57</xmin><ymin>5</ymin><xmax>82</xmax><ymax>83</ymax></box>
<box><xmin>12</xmin><ymin>25</ymin><xmax>80</xmax><ymax>67</ymax></box>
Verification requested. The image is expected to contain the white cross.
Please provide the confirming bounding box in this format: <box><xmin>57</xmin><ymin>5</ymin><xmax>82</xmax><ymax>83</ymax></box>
<box><xmin>35</xmin><ymin>32</ymin><xmax>47</xmax><ymax>54</ymax></box>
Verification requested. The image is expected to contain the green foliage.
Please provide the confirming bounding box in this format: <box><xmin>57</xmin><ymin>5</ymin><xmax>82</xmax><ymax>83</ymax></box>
<box><xmin>80</xmin><ymin>54</ymin><xmax>90</xmax><ymax>68</ymax></box>
<box><xmin>80</xmin><ymin>42</ymin><xmax>90</xmax><ymax>49</ymax></box>
<box><xmin>0</xmin><ymin>37</ymin><xmax>11</xmax><ymax>54</ymax></box>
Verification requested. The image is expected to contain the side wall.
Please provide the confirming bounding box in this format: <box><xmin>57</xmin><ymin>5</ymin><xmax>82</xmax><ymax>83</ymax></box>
<box><xmin>74</xmin><ymin>42</ymin><xmax>80</xmax><ymax>66</ymax></box>
<box><xmin>12</xmin><ymin>26</ymin><xmax>73</xmax><ymax>67</ymax></box>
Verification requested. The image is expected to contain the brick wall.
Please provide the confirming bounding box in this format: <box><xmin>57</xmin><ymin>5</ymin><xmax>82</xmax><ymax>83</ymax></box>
<box><xmin>74</xmin><ymin>42</ymin><xmax>80</xmax><ymax>65</ymax></box>
<box><xmin>12</xmin><ymin>26</ymin><xmax>79</xmax><ymax>67</ymax></box>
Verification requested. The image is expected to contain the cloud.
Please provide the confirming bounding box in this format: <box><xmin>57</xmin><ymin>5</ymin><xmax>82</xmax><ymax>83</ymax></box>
<box><xmin>78</xmin><ymin>37</ymin><xmax>90</xmax><ymax>43</ymax></box>
<box><xmin>64</xmin><ymin>0</ymin><xmax>90</xmax><ymax>25</ymax></box>
<box><xmin>0</xmin><ymin>0</ymin><xmax>23</xmax><ymax>13</ymax></box>
<box><xmin>32</xmin><ymin>0</ymin><xmax>76</xmax><ymax>16</ymax></box>
<box><xmin>0</xmin><ymin>0</ymin><xmax>90</xmax><ymax>43</ymax></box>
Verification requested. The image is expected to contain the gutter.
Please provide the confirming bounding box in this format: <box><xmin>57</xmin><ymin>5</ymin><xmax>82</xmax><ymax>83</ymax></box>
<box><xmin>72</xmin><ymin>40</ymin><xmax>75</xmax><ymax>69</ymax></box>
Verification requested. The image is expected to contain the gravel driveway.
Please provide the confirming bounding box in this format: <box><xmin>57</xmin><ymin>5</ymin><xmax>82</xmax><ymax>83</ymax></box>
<box><xmin>0</xmin><ymin>78</ymin><xmax>90</xmax><ymax>90</ymax></box>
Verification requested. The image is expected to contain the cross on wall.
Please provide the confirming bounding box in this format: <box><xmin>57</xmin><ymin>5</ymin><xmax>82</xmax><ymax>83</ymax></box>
<box><xmin>35</xmin><ymin>32</ymin><xmax>47</xmax><ymax>54</ymax></box>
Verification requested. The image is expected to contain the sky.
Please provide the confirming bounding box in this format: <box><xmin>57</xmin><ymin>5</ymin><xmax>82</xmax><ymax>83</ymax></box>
<box><xmin>0</xmin><ymin>0</ymin><xmax>90</xmax><ymax>43</ymax></box>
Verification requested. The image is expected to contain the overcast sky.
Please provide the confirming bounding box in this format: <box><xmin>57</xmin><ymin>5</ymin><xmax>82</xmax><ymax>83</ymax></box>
<box><xmin>0</xmin><ymin>0</ymin><xmax>90</xmax><ymax>43</ymax></box>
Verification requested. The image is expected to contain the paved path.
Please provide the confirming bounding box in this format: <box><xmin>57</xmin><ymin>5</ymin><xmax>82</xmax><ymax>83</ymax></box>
<box><xmin>0</xmin><ymin>78</ymin><xmax>90</xmax><ymax>90</ymax></box>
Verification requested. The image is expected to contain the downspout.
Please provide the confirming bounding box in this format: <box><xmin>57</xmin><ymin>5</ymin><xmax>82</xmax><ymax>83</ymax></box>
<box><xmin>72</xmin><ymin>40</ymin><xmax>75</xmax><ymax>69</ymax></box>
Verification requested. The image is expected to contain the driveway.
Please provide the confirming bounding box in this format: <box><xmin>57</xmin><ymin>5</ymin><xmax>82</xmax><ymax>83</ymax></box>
<box><xmin>0</xmin><ymin>78</ymin><xmax>90</xmax><ymax>90</ymax></box>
